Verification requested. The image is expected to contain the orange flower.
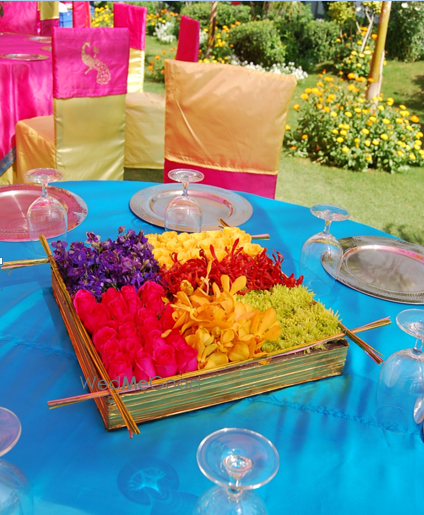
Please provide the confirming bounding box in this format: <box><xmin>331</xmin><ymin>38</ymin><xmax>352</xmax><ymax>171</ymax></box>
<box><xmin>293</xmin><ymin>104</ymin><xmax>300</xmax><ymax>111</ymax></box>
<box><xmin>411</xmin><ymin>115</ymin><xmax>420</xmax><ymax>123</ymax></box>
<box><xmin>162</xmin><ymin>50</ymin><xmax>167</xmax><ymax>55</ymax></box>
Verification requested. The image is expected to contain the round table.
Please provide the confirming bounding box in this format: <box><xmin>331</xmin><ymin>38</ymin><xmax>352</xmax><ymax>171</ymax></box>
<box><xmin>0</xmin><ymin>181</ymin><xmax>422</xmax><ymax>515</ymax></box>
<box><xmin>0</xmin><ymin>33</ymin><xmax>52</xmax><ymax>179</ymax></box>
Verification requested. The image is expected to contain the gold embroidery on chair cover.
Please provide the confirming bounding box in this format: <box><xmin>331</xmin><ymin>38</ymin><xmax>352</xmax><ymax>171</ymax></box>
<box><xmin>81</xmin><ymin>43</ymin><xmax>111</xmax><ymax>85</ymax></box>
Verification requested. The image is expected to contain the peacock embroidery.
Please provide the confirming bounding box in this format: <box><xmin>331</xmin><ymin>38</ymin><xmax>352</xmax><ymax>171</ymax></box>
<box><xmin>81</xmin><ymin>42</ymin><xmax>111</xmax><ymax>85</ymax></box>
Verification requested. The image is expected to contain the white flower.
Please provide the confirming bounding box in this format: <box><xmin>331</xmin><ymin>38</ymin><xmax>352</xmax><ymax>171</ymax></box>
<box><xmin>154</xmin><ymin>21</ymin><xmax>176</xmax><ymax>44</ymax></box>
<box><xmin>401</xmin><ymin>2</ymin><xmax>409</xmax><ymax>7</ymax></box>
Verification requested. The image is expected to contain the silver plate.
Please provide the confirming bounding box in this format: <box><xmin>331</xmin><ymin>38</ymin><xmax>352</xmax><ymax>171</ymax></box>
<box><xmin>0</xmin><ymin>53</ymin><xmax>49</xmax><ymax>61</ymax></box>
<box><xmin>322</xmin><ymin>236</ymin><xmax>424</xmax><ymax>304</ymax></box>
<box><xmin>129</xmin><ymin>184</ymin><xmax>253</xmax><ymax>232</ymax></box>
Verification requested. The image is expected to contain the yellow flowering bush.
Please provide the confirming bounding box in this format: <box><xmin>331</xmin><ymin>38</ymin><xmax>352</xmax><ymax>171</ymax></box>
<box><xmin>146</xmin><ymin>9</ymin><xmax>179</xmax><ymax>36</ymax></box>
<box><xmin>334</xmin><ymin>27</ymin><xmax>377</xmax><ymax>77</ymax></box>
<box><xmin>286</xmin><ymin>72</ymin><xmax>424</xmax><ymax>173</ymax></box>
<box><xmin>198</xmin><ymin>24</ymin><xmax>234</xmax><ymax>64</ymax></box>
<box><xmin>147</xmin><ymin>48</ymin><xmax>176</xmax><ymax>82</ymax></box>
<box><xmin>146</xmin><ymin>227</ymin><xmax>264</xmax><ymax>269</ymax></box>
<box><xmin>91</xmin><ymin>5</ymin><xmax>113</xmax><ymax>27</ymax></box>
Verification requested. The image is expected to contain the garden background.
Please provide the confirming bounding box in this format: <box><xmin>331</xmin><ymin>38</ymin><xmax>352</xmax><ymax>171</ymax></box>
<box><xmin>94</xmin><ymin>1</ymin><xmax>424</xmax><ymax>246</ymax></box>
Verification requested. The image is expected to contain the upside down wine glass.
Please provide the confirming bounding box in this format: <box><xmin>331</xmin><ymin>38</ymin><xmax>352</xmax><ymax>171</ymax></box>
<box><xmin>193</xmin><ymin>428</ymin><xmax>279</xmax><ymax>515</ymax></box>
<box><xmin>25</xmin><ymin>168</ymin><xmax>68</xmax><ymax>249</ymax></box>
<box><xmin>300</xmin><ymin>204</ymin><xmax>350</xmax><ymax>298</ymax></box>
<box><xmin>375</xmin><ymin>309</ymin><xmax>424</xmax><ymax>435</ymax></box>
<box><xmin>0</xmin><ymin>407</ymin><xmax>33</xmax><ymax>514</ymax></box>
<box><xmin>165</xmin><ymin>169</ymin><xmax>204</xmax><ymax>233</ymax></box>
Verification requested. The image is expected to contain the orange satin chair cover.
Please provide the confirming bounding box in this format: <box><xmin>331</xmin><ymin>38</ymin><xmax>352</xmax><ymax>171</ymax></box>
<box><xmin>15</xmin><ymin>27</ymin><xmax>130</xmax><ymax>183</ymax></box>
<box><xmin>163</xmin><ymin>60</ymin><xmax>296</xmax><ymax>198</ymax></box>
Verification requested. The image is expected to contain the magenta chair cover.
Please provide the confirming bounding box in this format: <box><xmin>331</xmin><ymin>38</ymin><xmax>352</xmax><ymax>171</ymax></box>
<box><xmin>40</xmin><ymin>18</ymin><xmax>59</xmax><ymax>37</ymax></box>
<box><xmin>0</xmin><ymin>1</ymin><xmax>38</xmax><ymax>34</ymax></box>
<box><xmin>175</xmin><ymin>15</ymin><xmax>200</xmax><ymax>63</ymax></box>
<box><xmin>72</xmin><ymin>1</ymin><xmax>91</xmax><ymax>29</ymax></box>
<box><xmin>114</xmin><ymin>2</ymin><xmax>147</xmax><ymax>51</ymax></box>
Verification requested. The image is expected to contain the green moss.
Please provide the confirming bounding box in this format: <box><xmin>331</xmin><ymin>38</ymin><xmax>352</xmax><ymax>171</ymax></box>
<box><xmin>238</xmin><ymin>285</ymin><xmax>340</xmax><ymax>352</ymax></box>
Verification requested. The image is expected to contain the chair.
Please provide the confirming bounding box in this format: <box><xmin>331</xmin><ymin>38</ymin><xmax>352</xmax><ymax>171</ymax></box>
<box><xmin>124</xmin><ymin>15</ymin><xmax>200</xmax><ymax>171</ymax></box>
<box><xmin>15</xmin><ymin>27</ymin><xmax>130</xmax><ymax>183</ymax></box>
<box><xmin>0</xmin><ymin>1</ymin><xmax>38</xmax><ymax>34</ymax></box>
<box><xmin>72</xmin><ymin>2</ymin><xmax>91</xmax><ymax>28</ymax></box>
<box><xmin>163</xmin><ymin>60</ymin><xmax>297</xmax><ymax>199</ymax></box>
<box><xmin>114</xmin><ymin>2</ymin><xmax>147</xmax><ymax>94</ymax></box>
<box><xmin>38</xmin><ymin>2</ymin><xmax>59</xmax><ymax>37</ymax></box>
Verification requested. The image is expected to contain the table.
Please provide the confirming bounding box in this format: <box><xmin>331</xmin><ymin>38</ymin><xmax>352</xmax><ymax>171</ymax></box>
<box><xmin>0</xmin><ymin>181</ymin><xmax>423</xmax><ymax>515</ymax></box>
<box><xmin>0</xmin><ymin>33</ymin><xmax>52</xmax><ymax>182</ymax></box>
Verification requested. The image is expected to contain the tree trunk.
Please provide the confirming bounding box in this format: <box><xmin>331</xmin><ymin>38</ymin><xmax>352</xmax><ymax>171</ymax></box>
<box><xmin>205</xmin><ymin>1</ymin><xmax>218</xmax><ymax>58</ymax></box>
<box><xmin>250</xmin><ymin>1</ymin><xmax>256</xmax><ymax>20</ymax></box>
<box><xmin>366</xmin><ymin>1</ymin><xmax>392</xmax><ymax>101</ymax></box>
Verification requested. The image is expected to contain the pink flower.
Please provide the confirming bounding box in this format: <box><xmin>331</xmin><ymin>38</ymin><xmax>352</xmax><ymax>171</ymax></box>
<box><xmin>160</xmin><ymin>303</ymin><xmax>175</xmax><ymax>331</ymax></box>
<box><xmin>144</xmin><ymin>329</ymin><xmax>167</xmax><ymax>355</ymax></box>
<box><xmin>73</xmin><ymin>289</ymin><xmax>111</xmax><ymax>335</ymax></box>
<box><xmin>95</xmin><ymin>319</ymin><xmax>119</xmax><ymax>332</ymax></box>
<box><xmin>139</xmin><ymin>281</ymin><xmax>166</xmax><ymax>312</ymax></box>
<box><xmin>135</xmin><ymin>350</ymin><xmax>157</xmax><ymax>382</ymax></box>
<box><xmin>175</xmin><ymin>344</ymin><xmax>198</xmax><ymax>374</ymax></box>
<box><xmin>153</xmin><ymin>344</ymin><xmax>178</xmax><ymax>378</ymax></box>
<box><xmin>121</xmin><ymin>285</ymin><xmax>142</xmax><ymax>316</ymax></box>
<box><xmin>93</xmin><ymin>326</ymin><xmax>118</xmax><ymax>354</ymax></box>
<box><xmin>101</xmin><ymin>338</ymin><xmax>120</xmax><ymax>370</ymax></box>
<box><xmin>108</xmin><ymin>352</ymin><xmax>133</xmax><ymax>386</ymax></box>
<box><xmin>119</xmin><ymin>338</ymin><xmax>142</xmax><ymax>362</ymax></box>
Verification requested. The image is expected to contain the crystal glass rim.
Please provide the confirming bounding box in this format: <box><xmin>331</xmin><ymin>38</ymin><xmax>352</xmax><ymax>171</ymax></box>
<box><xmin>24</xmin><ymin>167</ymin><xmax>63</xmax><ymax>182</ymax></box>
<box><xmin>0</xmin><ymin>407</ymin><xmax>22</xmax><ymax>458</ymax></box>
<box><xmin>196</xmin><ymin>427</ymin><xmax>279</xmax><ymax>490</ymax></box>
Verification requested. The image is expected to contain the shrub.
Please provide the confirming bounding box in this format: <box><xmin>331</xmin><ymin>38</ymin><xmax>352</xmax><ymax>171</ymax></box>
<box><xmin>147</xmin><ymin>47</ymin><xmax>176</xmax><ymax>82</ymax></box>
<box><xmin>181</xmin><ymin>2</ymin><xmax>251</xmax><ymax>30</ymax></box>
<box><xmin>229</xmin><ymin>20</ymin><xmax>285</xmax><ymax>68</ymax></box>
<box><xmin>274</xmin><ymin>9</ymin><xmax>340</xmax><ymax>67</ymax></box>
<box><xmin>334</xmin><ymin>28</ymin><xmax>377</xmax><ymax>77</ymax></box>
<box><xmin>386</xmin><ymin>1</ymin><xmax>424</xmax><ymax>62</ymax></box>
<box><xmin>91</xmin><ymin>5</ymin><xmax>113</xmax><ymax>27</ymax></box>
<box><xmin>198</xmin><ymin>25</ymin><xmax>233</xmax><ymax>64</ymax></box>
<box><xmin>94</xmin><ymin>1</ymin><xmax>157</xmax><ymax>15</ymax></box>
<box><xmin>146</xmin><ymin>9</ymin><xmax>180</xmax><ymax>37</ymax></box>
<box><xmin>285</xmin><ymin>73</ymin><xmax>424</xmax><ymax>173</ymax></box>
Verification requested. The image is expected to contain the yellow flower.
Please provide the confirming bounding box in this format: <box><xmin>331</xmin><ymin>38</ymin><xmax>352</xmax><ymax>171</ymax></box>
<box><xmin>406</xmin><ymin>145</ymin><xmax>411</xmax><ymax>150</ymax></box>
<box><xmin>381</xmin><ymin>134</ymin><xmax>388</xmax><ymax>140</ymax></box>
<box><xmin>397</xmin><ymin>150</ymin><xmax>405</xmax><ymax>157</ymax></box>
<box><xmin>324</xmin><ymin>76</ymin><xmax>334</xmax><ymax>82</ymax></box>
<box><xmin>317</xmin><ymin>81</ymin><xmax>324</xmax><ymax>87</ymax></box>
<box><xmin>372</xmin><ymin>139</ymin><xmax>380</xmax><ymax>146</ymax></box>
<box><xmin>302</xmin><ymin>134</ymin><xmax>308</xmax><ymax>140</ymax></box>
<box><xmin>417</xmin><ymin>132</ymin><xmax>423</xmax><ymax>138</ymax></box>
<box><xmin>354</xmin><ymin>108</ymin><xmax>362</xmax><ymax>113</ymax></box>
<box><xmin>409</xmin><ymin>153</ymin><xmax>416</xmax><ymax>160</ymax></box>
<box><xmin>365</xmin><ymin>140</ymin><xmax>371</xmax><ymax>147</ymax></box>
<box><xmin>311</xmin><ymin>87</ymin><xmax>321</xmax><ymax>95</ymax></box>
<box><xmin>369</xmin><ymin>116</ymin><xmax>377</xmax><ymax>122</ymax></box>
<box><xmin>293</xmin><ymin>104</ymin><xmax>300</xmax><ymax>111</ymax></box>
<box><xmin>354</xmin><ymin>138</ymin><xmax>359</xmax><ymax>143</ymax></box>
<box><xmin>162</xmin><ymin>50</ymin><xmax>167</xmax><ymax>55</ymax></box>
<box><xmin>348</xmin><ymin>84</ymin><xmax>359</xmax><ymax>93</ymax></box>
<box><xmin>155</xmin><ymin>55</ymin><xmax>160</xmax><ymax>60</ymax></box>
<box><xmin>399</xmin><ymin>104</ymin><xmax>407</xmax><ymax>109</ymax></box>
<box><xmin>362</xmin><ymin>128</ymin><xmax>370</xmax><ymax>135</ymax></box>
<box><xmin>347</xmin><ymin>72</ymin><xmax>356</xmax><ymax>79</ymax></box>
<box><xmin>332</xmin><ymin>129</ymin><xmax>339</xmax><ymax>134</ymax></box>
<box><xmin>305</xmin><ymin>88</ymin><xmax>312</xmax><ymax>94</ymax></box>
<box><xmin>411</xmin><ymin>115</ymin><xmax>420</xmax><ymax>123</ymax></box>
<box><xmin>317</xmin><ymin>104</ymin><xmax>323</xmax><ymax>109</ymax></box>
<box><xmin>382</xmin><ymin>118</ymin><xmax>390</xmax><ymax>124</ymax></box>
<box><xmin>285</xmin><ymin>124</ymin><xmax>290</xmax><ymax>131</ymax></box>
<box><xmin>340</xmin><ymin>130</ymin><xmax>347</xmax><ymax>136</ymax></box>
<box><xmin>300</xmin><ymin>93</ymin><xmax>309</xmax><ymax>100</ymax></box>
<box><xmin>336</xmin><ymin>38</ymin><xmax>341</xmax><ymax>42</ymax></box>
<box><xmin>324</xmin><ymin>106</ymin><xmax>330</xmax><ymax>112</ymax></box>
<box><xmin>330</xmin><ymin>111</ymin><xmax>337</xmax><ymax>117</ymax></box>
<box><xmin>336</xmin><ymin>137</ymin><xmax>344</xmax><ymax>143</ymax></box>
<box><xmin>345</xmin><ymin>112</ymin><xmax>352</xmax><ymax>118</ymax></box>
<box><xmin>342</xmin><ymin>146</ymin><xmax>350</xmax><ymax>153</ymax></box>
<box><xmin>366</xmin><ymin>155</ymin><xmax>372</xmax><ymax>161</ymax></box>
<box><xmin>377</xmin><ymin>105</ymin><xmax>385</xmax><ymax>111</ymax></box>
<box><xmin>415</xmin><ymin>140</ymin><xmax>422</xmax><ymax>146</ymax></box>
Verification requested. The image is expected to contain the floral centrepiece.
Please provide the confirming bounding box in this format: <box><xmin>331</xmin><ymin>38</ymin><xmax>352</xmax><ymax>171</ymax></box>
<box><xmin>56</xmin><ymin>228</ymin><xmax>343</xmax><ymax>387</ymax></box>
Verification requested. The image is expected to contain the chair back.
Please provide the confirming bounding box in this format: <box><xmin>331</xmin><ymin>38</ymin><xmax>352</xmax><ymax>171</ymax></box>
<box><xmin>114</xmin><ymin>2</ymin><xmax>147</xmax><ymax>93</ymax></box>
<box><xmin>52</xmin><ymin>27</ymin><xmax>130</xmax><ymax>180</ymax></box>
<box><xmin>39</xmin><ymin>2</ymin><xmax>59</xmax><ymax>37</ymax></box>
<box><xmin>164</xmin><ymin>60</ymin><xmax>296</xmax><ymax>199</ymax></box>
<box><xmin>175</xmin><ymin>15</ymin><xmax>200</xmax><ymax>63</ymax></box>
<box><xmin>72</xmin><ymin>2</ymin><xmax>91</xmax><ymax>28</ymax></box>
<box><xmin>0</xmin><ymin>1</ymin><xmax>38</xmax><ymax>34</ymax></box>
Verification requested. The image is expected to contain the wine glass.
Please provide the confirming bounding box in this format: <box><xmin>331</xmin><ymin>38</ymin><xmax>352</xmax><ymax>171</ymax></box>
<box><xmin>193</xmin><ymin>428</ymin><xmax>279</xmax><ymax>514</ymax></box>
<box><xmin>375</xmin><ymin>309</ymin><xmax>424</xmax><ymax>435</ymax></box>
<box><xmin>25</xmin><ymin>168</ymin><xmax>68</xmax><ymax>249</ymax></box>
<box><xmin>165</xmin><ymin>169</ymin><xmax>204</xmax><ymax>233</ymax></box>
<box><xmin>0</xmin><ymin>407</ymin><xmax>33</xmax><ymax>514</ymax></box>
<box><xmin>300</xmin><ymin>204</ymin><xmax>349</xmax><ymax>298</ymax></box>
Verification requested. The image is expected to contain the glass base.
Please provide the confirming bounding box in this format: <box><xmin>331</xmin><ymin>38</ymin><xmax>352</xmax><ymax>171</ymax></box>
<box><xmin>0</xmin><ymin>460</ymin><xmax>33</xmax><ymax>515</ymax></box>
<box><xmin>193</xmin><ymin>486</ymin><xmax>267</xmax><ymax>515</ymax></box>
<box><xmin>0</xmin><ymin>409</ymin><xmax>21</xmax><ymax>458</ymax></box>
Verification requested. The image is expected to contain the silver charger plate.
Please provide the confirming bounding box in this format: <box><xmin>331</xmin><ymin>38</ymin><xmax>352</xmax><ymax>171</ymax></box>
<box><xmin>129</xmin><ymin>183</ymin><xmax>253</xmax><ymax>232</ymax></box>
<box><xmin>322</xmin><ymin>236</ymin><xmax>424</xmax><ymax>304</ymax></box>
<box><xmin>0</xmin><ymin>53</ymin><xmax>49</xmax><ymax>61</ymax></box>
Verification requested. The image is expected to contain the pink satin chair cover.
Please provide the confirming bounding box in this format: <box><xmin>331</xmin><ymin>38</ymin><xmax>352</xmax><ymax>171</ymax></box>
<box><xmin>52</xmin><ymin>27</ymin><xmax>130</xmax><ymax>99</ymax></box>
<box><xmin>113</xmin><ymin>2</ymin><xmax>147</xmax><ymax>50</ymax></box>
<box><xmin>176</xmin><ymin>15</ymin><xmax>200</xmax><ymax>63</ymax></box>
<box><xmin>0</xmin><ymin>1</ymin><xmax>38</xmax><ymax>34</ymax></box>
<box><xmin>40</xmin><ymin>18</ymin><xmax>59</xmax><ymax>37</ymax></box>
<box><xmin>72</xmin><ymin>1</ymin><xmax>91</xmax><ymax>29</ymax></box>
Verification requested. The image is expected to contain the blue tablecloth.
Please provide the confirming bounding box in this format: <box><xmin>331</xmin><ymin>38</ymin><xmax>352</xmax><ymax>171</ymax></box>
<box><xmin>1</xmin><ymin>181</ymin><xmax>423</xmax><ymax>515</ymax></box>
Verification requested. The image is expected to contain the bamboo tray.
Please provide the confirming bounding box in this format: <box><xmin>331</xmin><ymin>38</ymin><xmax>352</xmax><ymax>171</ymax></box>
<box><xmin>51</xmin><ymin>265</ymin><xmax>349</xmax><ymax>431</ymax></box>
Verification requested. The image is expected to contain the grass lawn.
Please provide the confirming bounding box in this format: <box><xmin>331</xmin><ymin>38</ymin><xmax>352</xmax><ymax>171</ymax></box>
<box><xmin>125</xmin><ymin>36</ymin><xmax>424</xmax><ymax>245</ymax></box>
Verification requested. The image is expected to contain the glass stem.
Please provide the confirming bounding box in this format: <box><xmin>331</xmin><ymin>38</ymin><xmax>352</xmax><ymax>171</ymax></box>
<box><xmin>323</xmin><ymin>220</ymin><xmax>332</xmax><ymax>235</ymax></box>
<box><xmin>182</xmin><ymin>181</ymin><xmax>189</xmax><ymax>197</ymax></box>
<box><xmin>41</xmin><ymin>181</ymin><xmax>48</xmax><ymax>198</ymax></box>
<box><xmin>413</xmin><ymin>338</ymin><xmax>424</xmax><ymax>354</ymax></box>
